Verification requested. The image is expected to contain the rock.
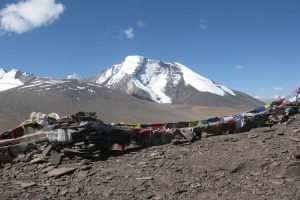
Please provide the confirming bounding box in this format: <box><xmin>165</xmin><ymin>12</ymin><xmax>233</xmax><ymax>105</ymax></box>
<box><xmin>150</xmin><ymin>152</ymin><xmax>160</xmax><ymax>157</ymax></box>
<box><xmin>174</xmin><ymin>189</ymin><xmax>188</xmax><ymax>194</ymax></box>
<box><xmin>290</xmin><ymin>137</ymin><xmax>300</xmax><ymax>142</ymax></box>
<box><xmin>42</xmin><ymin>144</ymin><xmax>52</xmax><ymax>157</ymax></box>
<box><xmin>248</xmin><ymin>133</ymin><xmax>258</xmax><ymax>139</ymax></box>
<box><xmin>229</xmin><ymin>138</ymin><xmax>239</xmax><ymax>142</ymax></box>
<box><xmin>268</xmin><ymin>178</ymin><xmax>285</xmax><ymax>185</ymax></box>
<box><xmin>292</xmin><ymin>129</ymin><xmax>300</xmax><ymax>133</ymax></box>
<box><xmin>294</xmin><ymin>153</ymin><xmax>300</xmax><ymax>159</ymax></box>
<box><xmin>190</xmin><ymin>182</ymin><xmax>201</xmax><ymax>188</ymax></box>
<box><xmin>80</xmin><ymin>165</ymin><xmax>91</xmax><ymax>170</ymax></box>
<box><xmin>229</xmin><ymin>162</ymin><xmax>245</xmax><ymax>173</ymax></box>
<box><xmin>51</xmin><ymin>152</ymin><xmax>62</xmax><ymax>166</ymax></box>
<box><xmin>284</xmin><ymin>164</ymin><xmax>300</xmax><ymax>178</ymax></box>
<box><xmin>271</xmin><ymin>161</ymin><xmax>282</xmax><ymax>167</ymax></box>
<box><xmin>103</xmin><ymin>188</ymin><xmax>113</xmax><ymax>198</ymax></box>
<box><xmin>138</xmin><ymin>162</ymin><xmax>148</xmax><ymax>166</ymax></box>
<box><xmin>68</xmin><ymin>187</ymin><xmax>79</xmax><ymax>193</ymax></box>
<box><xmin>135</xmin><ymin>185</ymin><xmax>147</xmax><ymax>192</ymax></box>
<box><xmin>277</xmin><ymin>132</ymin><xmax>284</xmax><ymax>136</ymax></box>
<box><xmin>136</xmin><ymin>177</ymin><xmax>153</xmax><ymax>181</ymax></box>
<box><xmin>60</xmin><ymin>189</ymin><xmax>68</xmax><ymax>195</ymax></box>
<box><xmin>47</xmin><ymin>167</ymin><xmax>77</xmax><ymax>177</ymax></box>
<box><xmin>47</xmin><ymin>186</ymin><xmax>59</xmax><ymax>195</ymax></box>
<box><xmin>54</xmin><ymin>181</ymin><xmax>70</xmax><ymax>186</ymax></box>
<box><xmin>30</xmin><ymin>157</ymin><xmax>45</xmax><ymax>164</ymax></box>
<box><xmin>75</xmin><ymin>170</ymin><xmax>88</xmax><ymax>182</ymax></box>
<box><xmin>42</xmin><ymin>166</ymin><xmax>55</xmax><ymax>173</ymax></box>
<box><xmin>19</xmin><ymin>182</ymin><xmax>36</xmax><ymax>188</ymax></box>
<box><xmin>137</xmin><ymin>193</ymin><xmax>154</xmax><ymax>199</ymax></box>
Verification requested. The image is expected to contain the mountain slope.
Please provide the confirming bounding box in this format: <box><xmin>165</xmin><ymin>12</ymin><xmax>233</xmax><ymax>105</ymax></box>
<box><xmin>0</xmin><ymin>77</ymin><xmax>196</xmax><ymax>130</ymax></box>
<box><xmin>90</xmin><ymin>56</ymin><xmax>262</xmax><ymax>107</ymax></box>
<box><xmin>0</xmin><ymin>76</ymin><xmax>251</xmax><ymax>131</ymax></box>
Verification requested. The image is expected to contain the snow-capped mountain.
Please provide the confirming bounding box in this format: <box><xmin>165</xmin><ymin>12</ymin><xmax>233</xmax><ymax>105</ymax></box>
<box><xmin>0</xmin><ymin>58</ymin><xmax>264</xmax><ymax>130</ymax></box>
<box><xmin>66</xmin><ymin>73</ymin><xmax>81</xmax><ymax>80</ymax></box>
<box><xmin>0</xmin><ymin>57</ymin><xmax>262</xmax><ymax>109</ymax></box>
<box><xmin>90</xmin><ymin>56</ymin><xmax>262</xmax><ymax>107</ymax></box>
<box><xmin>0</xmin><ymin>68</ymin><xmax>35</xmax><ymax>92</ymax></box>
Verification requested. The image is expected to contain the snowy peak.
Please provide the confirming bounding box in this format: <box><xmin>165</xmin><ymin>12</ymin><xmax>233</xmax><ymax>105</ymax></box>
<box><xmin>121</xmin><ymin>55</ymin><xmax>145</xmax><ymax>76</ymax></box>
<box><xmin>96</xmin><ymin>55</ymin><xmax>146</xmax><ymax>86</ymax></box>
<box><xmin>0</xmin><ymin>68</ymin><xmax>7</xmax><ymax>78</ymax></box>
<box><xmin>67</xmin><ymin>73</ymin><xmax>81</xmax><ymax>80</ymax></box>
<box><xmin>91</xmin><ymin>55</ymin><xmax>236</xmax><ymax>104</ymax></box>
<box><xmin>0</xmin><ymin>68</ymin><xmax>36</xmax><ymax>92</ymax></box>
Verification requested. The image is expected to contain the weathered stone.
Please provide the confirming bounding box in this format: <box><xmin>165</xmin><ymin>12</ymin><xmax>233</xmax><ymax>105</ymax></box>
<box><xmin>174</xmin><ymin>189</ymin><xmax>188</xmax><ymax>194</ymax></box>
<box><xmin>47</xmin><ymin>167</ymin><xmax>77</xmax><ymax>177</ymax></box>
<box><xmin>68</xmin><ymin>187</ymin><xmax>79</xmax><ymax>193</ymax></box>
<box><xmin>51</xmin><ymin>152</ymin><xmax>62</xmax><ymax>166</ymax></box>
<box><xmin>136</xmin><ymin>176</ymin><xmax>153</xmax><ymax>181</ymax></box>
<box><xmin>42</xmin><ymin>166</ymin><xmax>55</xmax><ymax>173</ymax></box>
<box><xmin>30</xmin><ymin>157</ymin><xmax>45</xmax><ymax>164</ymax></box>
<box><xmin>54</xmin><ymin>181</ymin><xmax>70</xmax><ymax>186</ymax></box>
<box><xmin>284</xmin><ymin>164</ymin><xmax>300</xmax><ymax>178</ymax></box>
<box><xmin>292</xmin><ymin>129</ymin><xmax>300</xmax><ymax>133</ymax></box>
<box><xmin>190</xmin><ymin>182</ymin><xmax>201</xmax><ymax>188</ymax></box>
<box><xmin>137</xmin><ymin>193</ymin><xmax>154</xmax><ymax>199</ymax></box>
<box><xmin>75</xmin><ymin>170</ymin><xmax>88</xmax><ymax>182</ymax></box>
<box><xmin>80</xmin><ymin>165</ymin><xmax>91</xmax><ymax>170</ymax></box>
<box><xmin>294</xmin><ymin>153</ymin><xmax>300</xmax><ymax>159</ymax></box>
<box><xmin>268</xmin><ymin>178</ymin><xmax>285</xmax><ymax>185</ymax></box>
<box><xmin>277</xmin><ymin>132</ymin><xmax>284</xmax><ymax>136</ymax></box>
<box><xmin>150</xmin><ymin>152</ymin><xmax>160</xmax><ymax>157</ymax></box>
<box><xmin>60</xmin><ymin>189</ymin><xmax>68</xmax><ymax>195</ymax></box>
<box><xmin>19</xmin><ymin>182</ymin><xmax>36</xmax><ymax>188</ymax></box>
<box><xmin>271</xmin><ymin>161</ymin><xmax>282</xmax><ymax>167</ymax></box>
<box><xmin>138</xmin><ymin>162</ymin><xmax>148</xmax><ymax>166</ymax></box>
<box><xmin>248</xmin><ymin>133</ymin><xmax>258</xmax><ymax>139</ymax></box>
<box><xmin>47</xmin><ymin>186</ymin><xmax>59</xmax><ymax>195</ymax></box>
<box><xmin>290</xmin><ymin>137</ymin><xmax>300</xmax><ymax>142</ymax></box>
<box><xmin>42</xmin><ymin>144</ymin><xmax>52</xmax><ymax>157</ymax></box>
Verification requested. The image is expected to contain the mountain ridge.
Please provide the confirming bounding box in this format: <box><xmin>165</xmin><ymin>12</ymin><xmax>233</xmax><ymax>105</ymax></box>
<box><xmin>0</xmin><ymin>56</ymin><xmax>263</xmax><ymax>108</ymax></box>
<box><xmin>90</xmin><ymin>55</ymin><xmax>262</xmax><ymax>107</ymax></box>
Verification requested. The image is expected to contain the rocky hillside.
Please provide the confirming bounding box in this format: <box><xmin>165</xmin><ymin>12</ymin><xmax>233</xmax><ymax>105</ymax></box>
<box><xmin>1</xmin><ymin>114</ymin><xmax>299</xmax><ymax>199</ymax></box>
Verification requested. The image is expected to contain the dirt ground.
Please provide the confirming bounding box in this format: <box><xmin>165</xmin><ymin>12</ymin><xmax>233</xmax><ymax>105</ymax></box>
<box><xmin>0</xmin><ymin>115</ymin><xmax>299</xmax><ymax>200</ymax></box>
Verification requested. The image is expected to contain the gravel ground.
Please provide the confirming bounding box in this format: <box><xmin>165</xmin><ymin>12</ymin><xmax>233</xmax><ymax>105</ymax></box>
<box><xmin>0</xmin><ymin>115</ymin><xmax>300</xmax><ymax>200</ymax></box>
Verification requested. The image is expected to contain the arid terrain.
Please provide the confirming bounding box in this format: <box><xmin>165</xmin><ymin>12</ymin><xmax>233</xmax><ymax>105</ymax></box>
<box><xmin>0</xmin><ymin>80</ymin><xmax>256</xmax><ymax>131</ymax></box>
<box><xmin>0</xmin><ymin>115</ymin><xmax>299</xmax><ymax>200</ymax></box>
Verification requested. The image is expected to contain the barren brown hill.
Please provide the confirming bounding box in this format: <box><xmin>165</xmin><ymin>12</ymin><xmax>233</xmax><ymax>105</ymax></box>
<box><xmin>0</xmin><ymin>78</ymin><xmax>257</xmax><ymax>131</ymax></box>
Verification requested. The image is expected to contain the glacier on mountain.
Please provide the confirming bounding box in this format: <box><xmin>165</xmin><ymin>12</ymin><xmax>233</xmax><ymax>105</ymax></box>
<box><xmin>0</xmin><ymin>69</ymin><xmax>24</xmax><ymax>91</ymax></box>
<box><xmin>93</xmin><ymin>55</ymin><xmax>236</xmax><ymax>103</ymax></box>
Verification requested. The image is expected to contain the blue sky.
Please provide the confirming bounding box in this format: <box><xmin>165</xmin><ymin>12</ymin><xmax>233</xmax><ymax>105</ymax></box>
<box><xmin>0</xmin><ymin>0</ymin><xmax>299</xmax><ymax>97</ymax></box>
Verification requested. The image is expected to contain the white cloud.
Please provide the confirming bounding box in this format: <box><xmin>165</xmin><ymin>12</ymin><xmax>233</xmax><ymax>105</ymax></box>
<box><xmin>273</xmin><ymin>87</ymin><xmax>284</xmax><ymax>91</ymax></box>
<box><xmin>122</xmin><ymin>27</ymin><xmax>134</xmax><ymax>39</ymax></box>
<box><xmin>137</xmin><ymin>20</ymin><xmax>145</xmax><ymax>28</ymax></box>
<box><xmin>235</xmin><ymin>65</ymin><xmax>244</xmax><ymax>70</ymax></box>
<box><xmin>255</xmin><ymin>95</ymin><xmax>282</xmax><ymax>103</ymax></box>
<box><xmin>0</xmin><ymin>0</ymin><xmax>65</xmax><ymax>34</ymax></box>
